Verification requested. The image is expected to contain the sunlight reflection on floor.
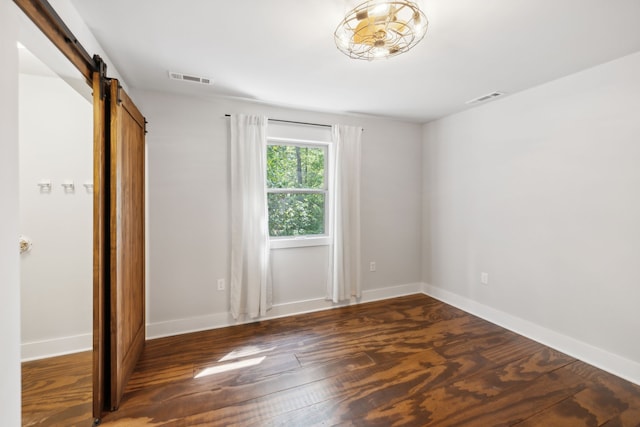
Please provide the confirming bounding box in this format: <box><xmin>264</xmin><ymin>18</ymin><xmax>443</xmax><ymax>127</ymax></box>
<box><xmin>194</xmin><ymin>345</ymin><xmax>278</xmax><ymax>379</ymax></box>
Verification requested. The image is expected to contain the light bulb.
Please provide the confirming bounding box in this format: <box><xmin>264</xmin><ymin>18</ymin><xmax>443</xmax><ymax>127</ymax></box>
<box><xmin>370</xmin><ymin>1</ymin><xmax>391</xmax><ymax>17</ymax></box>
<box><xmin>372</xmin><ymin>46</ymin><xmax>389</xmax><ymax>58</ymax></box>
<box><xmin>336</xmin><ymin>29</ymin><xmax>351</xmax><ymax>49</ymax></box>
<box><xmin>413</xmin><ymin>21</ymin><xmax>425</xmax><ymax>37</ymax></box>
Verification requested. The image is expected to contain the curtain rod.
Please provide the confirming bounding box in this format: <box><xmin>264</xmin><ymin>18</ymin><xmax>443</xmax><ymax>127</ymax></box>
<box><xmin>224</xmin><ymin>114</ymin><xmax>363</xmax><ymax>131</ymax></box>
<box><xmin>224</xmin><ymin>114</ymin><xmax>331</xmax><ymax>129</ymax></box>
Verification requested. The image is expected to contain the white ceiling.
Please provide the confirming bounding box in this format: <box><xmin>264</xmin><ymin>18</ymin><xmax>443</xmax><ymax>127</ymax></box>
<box><xmin>69</xmin><ymin>0</ymin><xmax>640</xmax><ymax>123</ymax></box>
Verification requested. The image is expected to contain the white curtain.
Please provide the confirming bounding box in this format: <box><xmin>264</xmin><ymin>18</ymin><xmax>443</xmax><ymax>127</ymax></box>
<box><xmin>229</xmin><ymin>114</ymin><xmax>272</xmax><ymax>319</ymax></box>
<box><xmin>327</xmin><ymin>124</ymin><xmax>362</xmax><ymax>303</ymax></box>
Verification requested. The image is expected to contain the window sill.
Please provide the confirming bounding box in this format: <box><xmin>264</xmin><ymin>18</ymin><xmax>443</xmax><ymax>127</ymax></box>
<box><xmin>270</xmin><ymin>236</ymin><xmax>331</xmax><ymax>249</ymax></box>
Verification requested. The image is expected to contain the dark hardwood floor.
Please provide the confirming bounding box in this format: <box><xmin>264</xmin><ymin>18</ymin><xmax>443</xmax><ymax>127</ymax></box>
<box><xmin>22</xmin><ymin>294</ymin><xmax>640</xmax><ymax>426</ymax></box>
<box><xmin>22</xmin><ymin>350</ymin><xmax>92</xmax><ymax>426</ymax></box>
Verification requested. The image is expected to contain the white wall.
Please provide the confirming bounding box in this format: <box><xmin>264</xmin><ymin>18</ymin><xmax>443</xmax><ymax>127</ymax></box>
<box><xmin>19</xmin><ymin>73</ymin><xmax>93</xmax><ymax>360</ymax></box>
<box><xmin>0</xmin><ymin>0</ymin><xmax>21</xmax><ymax>425</ymax></box>
<box><xmin>422</xmin><ymin>51</ymin><xmax>640</xmax><ymax>384</ymax></box>
<box><xmin>135</xmin><ymin>90</ymin><xmax>423</xmax><ymax>337</ymax></box>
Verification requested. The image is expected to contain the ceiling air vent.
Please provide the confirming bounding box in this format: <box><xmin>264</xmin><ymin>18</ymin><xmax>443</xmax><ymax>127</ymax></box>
<box><xmin>465</xmin><ymin>91</ymin><xmax>505</xmax><ymax>105</ymax></box>
<box><xmin>169</xmin><ymin>71</ymin><xmax>213</xmax><ymax>85</ymax></box>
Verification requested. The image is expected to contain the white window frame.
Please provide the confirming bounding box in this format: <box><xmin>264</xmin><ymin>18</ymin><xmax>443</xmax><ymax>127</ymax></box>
<box><xmin>266</xmin><ymin>136</ymin><xmax>333</xmax><ymax>249</ymax></box>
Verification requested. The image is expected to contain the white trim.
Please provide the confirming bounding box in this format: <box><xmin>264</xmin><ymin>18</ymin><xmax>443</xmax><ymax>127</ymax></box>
<box><xmin>147</xmin><ymin>282</ymin><xmax>423</xmax><ymax>340</ymax></box>
<box><xmin>421</xmin><ymin>283</ymin><xmax>640</xmax><ymax>386</ymax></box>
<box><xmin>21</xmin><ymin>333</ymin><xmax>92</xmax><ymax>362</ymax></box>
<box><xmin>270</xmin><ymin>235</ymin><xmax>331</xmax><ymax>249</ymax></box>
<box><xmin>146</xmin><ymin>312</ymin><xmax>233</xmax><ymax>340</ymax></box>
<box><xmin>361</xmin><ymin>282</ymin><xmax>423</xmax><ymax>302</ymax></box>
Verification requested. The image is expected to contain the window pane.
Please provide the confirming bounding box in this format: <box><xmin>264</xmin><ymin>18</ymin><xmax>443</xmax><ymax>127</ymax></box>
<box><xmin>268</xmin><ymin>193</ymin><xmax>325</xmax><ymax>237</ymax></box>
<box><xmin>267</xmin><ymin>145</ymin><xmax>325</xmax><ymax>189</ymax></box>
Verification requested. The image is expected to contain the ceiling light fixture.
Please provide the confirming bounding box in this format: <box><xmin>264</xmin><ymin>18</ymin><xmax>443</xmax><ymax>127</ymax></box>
<box><xmin>334</xmin><ymin>0</ymin><xmax>428</xmax><ymax>60</ymax></box>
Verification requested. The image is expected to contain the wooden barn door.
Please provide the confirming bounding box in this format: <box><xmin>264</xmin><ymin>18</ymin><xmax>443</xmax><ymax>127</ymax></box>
<box><xmin>107</xmin><ymin>78</ymin><xmax>146</xmax><ymax>411</ymax></box>
<box><xmin>93</xmin><ymin>75</ymin><xmax>146</xmax><ymax>418</ymax></box>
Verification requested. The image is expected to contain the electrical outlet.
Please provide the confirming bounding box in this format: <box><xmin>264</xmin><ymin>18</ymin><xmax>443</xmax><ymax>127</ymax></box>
<box><xmin>217</xmin><ymin>278</ymin><xmax>225</xmax><ymax>291</ymax></box>
<box><xmin>369</xmin><ymin>262</ymin><xmax>376</xmax><ymax>272</ymax></box>
<box><xmin>480</xmin><ymin>272</ymin><xmax>489</xmax><ymax>285</ymax></box>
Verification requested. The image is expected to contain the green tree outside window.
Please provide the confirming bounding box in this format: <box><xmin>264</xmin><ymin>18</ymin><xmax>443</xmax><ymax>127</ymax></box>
<box><xmin>267</xmin><ymin>144</ymin><xmax>326</xmax><ymax>237</ymax></box>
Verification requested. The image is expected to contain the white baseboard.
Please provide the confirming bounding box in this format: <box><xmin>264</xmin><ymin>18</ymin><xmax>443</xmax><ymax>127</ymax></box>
<box><xmin>21</xmin><ymin>333</ymin><xmax>92</xmax><ymax>362</ymax></box>
<box><xmin>146</xmin><ymin>311</ymin><xmax>233</xmax><ymax>340</ymax></box>
<box><xmin>146</xmin><ymin>282</ymin><xmax>423</xmax><ymax>340</ymax></box>
<box><xmin>21</xmin><ymin>283</ymin><xmax>423</xmax><ymax>359</ymax></box>
<box><xmin>362</xmin><ymin>282</ymin><xmax>423</xmax><ymax>303</ymax></box>
<box><xmin>421</xmin><ymin>283</ymin><xmax>640</xmax><ymax>386</ymax></box>
<box><xmin>22</xmin><ymin>283</ymin><xmax>640</xmax><ymax>387</ymax></box>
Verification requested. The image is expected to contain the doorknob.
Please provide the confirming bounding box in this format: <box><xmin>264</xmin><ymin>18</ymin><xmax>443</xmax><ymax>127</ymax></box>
<box><xmin>19</xmin><ymin>235</ymin><xmax>32</xmax><ymax>254</ymax></box>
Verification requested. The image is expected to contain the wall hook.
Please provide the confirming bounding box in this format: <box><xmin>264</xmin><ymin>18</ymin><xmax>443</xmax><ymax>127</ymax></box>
<box><xmin>61</xmin><ymin>180</ymin><xmax>75</xmax><ymax>192</ymax></box>
<box><xmin>37</xmin><ymin>179</ymin><xmax>52</xmax><ymax>193</ymax></box>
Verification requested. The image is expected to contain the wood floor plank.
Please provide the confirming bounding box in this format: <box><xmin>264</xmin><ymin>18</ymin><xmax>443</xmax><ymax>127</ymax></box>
<box><xmin>601</xmin><ymin>406</ymin><xmax>640</xmax><ymax>427</ymax></box>
<box><xmin>341</xmin><ymin>348</ymin><xmax>575</xmax><ymax>426</ymax></box>
<box><xmin>427</xmin><ymin>363</ymin><xmax>588</xmax><ymax>426</ymax></box>
<box><xmin>452</xmin><ymin>347</ymin><xmax>576</xmax><ymax>397</ymax></box>
<box><xmin>514</xmin><ymin>383</ymin><xmax>632</xmax><ymax>427</ymax></box>
<box><xmin>101</xmin><ymin>352</ymin><xmax>376</xmax><ymax>424</ymax></box>
<box><xmin>22</xmin><ymin>294</ymin><xmax>640</xmax><ymax>426</ymax></box>
<box><xmin>21</xmin><ymin>351</ymin><xmax>94</xmax><ymax>427</ymax></box>
<box><xmin>206</xmin><ymin>348</ymin><xmax>494</xmax><ymax>426</ymax></box>
<box><xmin>567</xmin><ymin>360</ymin><xmax>640</xmax><ymax>407</ymax></box>
<box><xmin>480</xmin><ymin>334</ymin><xmax>547</xmax><ymax>366</ymax></box>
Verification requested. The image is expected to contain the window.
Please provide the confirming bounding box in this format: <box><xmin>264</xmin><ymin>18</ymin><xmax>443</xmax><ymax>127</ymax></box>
<box><xmin>266</xmin><ymin>137</ymin><xmax>330</xmax><ymax>247</ymax></box>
